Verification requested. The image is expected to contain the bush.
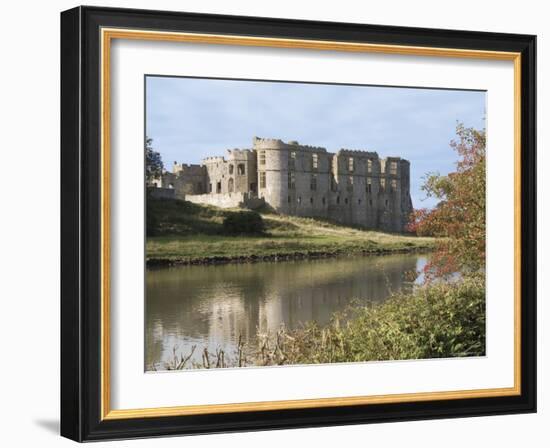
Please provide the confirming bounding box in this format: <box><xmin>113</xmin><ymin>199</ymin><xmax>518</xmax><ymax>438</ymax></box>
<box><xmin>146</xmin><ymin>211</ymin><xmax>159</xmax><ymax>237</ymax></box>
<box><xmin>162</xmin><ymin>276</ymin><xmax>486</xmax><ymax>370</ymax></box>
<box><xmin>222</xmin><ymin>211</ymin><xmax>265</xmax><ymax>235</ymax></box>
<box><xmin>253</xmin><ymin>276</ymin><xmax>485</xmax><ymax>366</ymax></box>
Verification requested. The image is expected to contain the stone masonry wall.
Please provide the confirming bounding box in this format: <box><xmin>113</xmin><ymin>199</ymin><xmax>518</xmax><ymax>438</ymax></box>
<box><xmin>186</xmin><ymin>192</ymin><xmax>265</xmax><ymax>210</ymax></box>
<box><xmin>163</xmin><ymin>163</ymin><xmax>206</xmax><ymax>200</ymax></box>
<box><xmin>154</xmin><ymin>137</ymin><xmax>413</xmax><ymax>232</ymax></box>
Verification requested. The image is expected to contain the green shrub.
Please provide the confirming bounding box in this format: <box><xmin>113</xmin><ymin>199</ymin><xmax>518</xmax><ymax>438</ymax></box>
<box><xmin>162</xmin><ymin>276</ymin><xmax>486</xmax><ymax>370</ymax></box>
<box><xmin>222</xmin><ymin>211</ymin><xmax>265</xmax><ymax>235</ymax></box>
<box><xmin>253</xmin><ymin>276</ymin><xmax>485</xmax><ymax>366</ymax></box>
<box><xmin>146</xmin><ymin>210</ymin><xmax>159</xmax><ymax>237</ymax></box>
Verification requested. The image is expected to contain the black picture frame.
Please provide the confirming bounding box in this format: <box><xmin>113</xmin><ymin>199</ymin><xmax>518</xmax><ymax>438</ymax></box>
<box><xmin>61</xmin><ymin>5</ymin><xmax>536</xmax><ymax>442</ymax></box>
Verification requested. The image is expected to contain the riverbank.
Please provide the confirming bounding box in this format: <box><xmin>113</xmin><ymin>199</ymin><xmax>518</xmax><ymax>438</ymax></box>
<box><xmin>147</xmin><ymin>243</ymin><xmax>432</xmax><ymax>267</ymax></box>
<box><xmin>146</xmin><ymin>199</ymin><xmax>436</xmax><ymax>266</ymax></box>
<box><xmin>154</xmin><ymin>276</ymin><xmax>485</xmax><ymax>370</ymax></box>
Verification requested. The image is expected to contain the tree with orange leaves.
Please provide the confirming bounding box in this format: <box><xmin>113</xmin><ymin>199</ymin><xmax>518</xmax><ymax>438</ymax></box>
<box><xmin>408</xmin><ymin>123</ymin><xmax>486</xmax><ymax>279</ymax></box>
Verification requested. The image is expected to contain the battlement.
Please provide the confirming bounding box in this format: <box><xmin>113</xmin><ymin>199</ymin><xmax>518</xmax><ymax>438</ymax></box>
<box><xmin>172</xmin><ymin>162</ymin><xmax>206</xmax><ymax>175</ymax></box>
<box><xmin>252</xmin><ymin>136</ymin><xmax>286</xmax><ymax>149</ymax></box>
<box><xmin>203</xmin><ymin>156</ymin><xmax>226</xmax><ymax>164</ymax></box>
<box><xmin>252</xmin><ymin>136</ymin><xmax>327</xmax><ymax>153</ymax></box>
<box><xmin>337</xmin><ymin>149</ymin><xmax>380</xmax><ymax>158</ymax></box>
<box><xmin>173</xmin><ymin>162</ymin><xmax>203</xmax><ymax>168</ymax></box>
<box><xmin>227</xmin><ymin>149</ymin><xmax>255</xmax><ymax>160</ymax></box>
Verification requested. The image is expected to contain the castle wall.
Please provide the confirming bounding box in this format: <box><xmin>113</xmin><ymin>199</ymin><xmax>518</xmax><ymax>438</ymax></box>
<box><xmin>163</xmin><ymin>163</ymin><xmax>206</xmax><ymax>200</ymax></box>
<box><xmin>203</xmin><ymin>149</ymin><xmax>258</xmax><ymax>196</ymax></box>
<box><xmin>147</xmin><ymin>186</ymin><xmax>175</xmax><ymax>200</ymax></box>
<box><xmin>186</xmin><ymin>192</ymin><xmax>265</xmax><ymax>210</ymax></box>
<box><xmin>398</xmin><ymin>159</ymin><xmax>413</xmax><ymax>230</ymax></box>
<box><xmin>251</xmin><ymin>137</ymin><xmax>412</xmax><ymax>231</ymax></box>
<box><xmin>229</xmin><ymin>149</ymin><xmax>258</xmax><ymax>194</ymax></box>
<box><xmin>330</xmin><ymin>150</ymin><xmax>377</xmax><ymax>227</ymax></box>
<box><xmin>153</xmin><ymin>137</ymin><xmax>413</xmax><ymax>232</ymax></box>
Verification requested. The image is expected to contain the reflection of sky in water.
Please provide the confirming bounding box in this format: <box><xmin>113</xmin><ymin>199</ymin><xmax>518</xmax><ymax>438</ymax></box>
<box><xmin>145</xmin><ymin>254</ymin><xmax>428</xmax><ymax>370</ymax></box>
<box><xmin>415</xmin><ymin>257</ymin><xmax>428</xmax><ymax>284</ymax></box>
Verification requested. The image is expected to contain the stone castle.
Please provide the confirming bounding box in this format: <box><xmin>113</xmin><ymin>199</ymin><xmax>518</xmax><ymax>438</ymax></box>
<box><xmin>153</xmin><ymin>137</ymin><xmax>413</xmax><ymax>232</ymax></box>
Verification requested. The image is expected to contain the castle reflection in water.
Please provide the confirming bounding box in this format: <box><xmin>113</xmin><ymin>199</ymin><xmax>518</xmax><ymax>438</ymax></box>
<box><xmin>145</xmin><ymin>253</ymin><xmax>426</xmax><ymax>369</ymax></box>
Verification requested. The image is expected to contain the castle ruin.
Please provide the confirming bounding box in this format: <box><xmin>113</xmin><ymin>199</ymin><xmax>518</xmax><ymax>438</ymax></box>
<box><xmin>155</xmin><ymin>137</ymin><xmax>413</xmax><ymax>232</ymax></box>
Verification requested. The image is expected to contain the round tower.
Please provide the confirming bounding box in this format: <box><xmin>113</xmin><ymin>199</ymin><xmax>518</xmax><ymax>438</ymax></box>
<box><xmin>254</xmin><ymin>137</ymin><xmax>287</xmax><ymax>211</ymax></box>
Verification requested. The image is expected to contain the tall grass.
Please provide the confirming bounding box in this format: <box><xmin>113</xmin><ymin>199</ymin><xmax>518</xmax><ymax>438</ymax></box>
<box><xmin>264</xmin><ymin>275</ymin><xmax>485</xmax><ymax>365</ymax></box>
<box><xmin>155</xmin><ymin>276</ymin><xmax>485</xmax><ymax>370</ymax></box>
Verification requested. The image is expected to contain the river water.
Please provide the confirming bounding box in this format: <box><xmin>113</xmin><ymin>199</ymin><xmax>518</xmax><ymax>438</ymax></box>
<box><xmin>145</xmin><ymin>253</ymin><xmax>427</xmax><ymax>369</ymax></box>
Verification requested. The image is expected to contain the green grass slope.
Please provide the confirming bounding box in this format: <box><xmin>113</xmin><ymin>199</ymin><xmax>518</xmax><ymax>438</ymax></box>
<box><xmin>146</xmin><ymin>198</ymin><xmax>435</xmax><ymax>264</ymax></box>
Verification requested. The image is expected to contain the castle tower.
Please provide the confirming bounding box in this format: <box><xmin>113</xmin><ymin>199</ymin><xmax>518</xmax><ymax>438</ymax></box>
<box><xmin>254</xmin><ymin>137</ymin><xmax>331</xmax><ymax>217</ymax></box>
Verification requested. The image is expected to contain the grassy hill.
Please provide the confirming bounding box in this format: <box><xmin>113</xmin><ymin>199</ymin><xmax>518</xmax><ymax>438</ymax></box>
<box><xmin>146</xmin><ymin>198</ymin><xmax>435</xmax><ymax>265</ymax></box>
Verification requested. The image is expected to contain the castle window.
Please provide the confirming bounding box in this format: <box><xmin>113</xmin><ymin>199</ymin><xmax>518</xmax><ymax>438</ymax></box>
<box><xmin>209</xmin><ymin>183</ymin><xmax>212</xmax><ymax>193</ymax></box>
<box><xmin>347</xmin><ymin>176</ymin><xmax>354</xmax><ymax>192</ymax></box>
<box><xmin>237</xmin><ymin>164</ymin><xmax>245</xmax><ymax>175</ymax></box>
<box><xmin>259</xmin><ymin>172</ymin><xmax>266</xmax><ymax>189</ymax></box>
<box><xmin>366</xmin><ymin>177</ymin><xmax>372</xmax><ymax>193</ymax></box>
<box><xmin>369</xmin><ymin>199</ymin><xmax>373</xmax><ymax>206</ymax></box>
<box><xmin>310</xmin><ymin>197</ymin><xmax>314</xmax><ymax>204</ymax></box>
<box><xmin>312</xmin><ymin>153</ymin><xmax>318</xmax><ymax>170</ymax></box>
<box><xmin>228</xmin><ymin>178</ymin><xmax>234</xmax><ymax>193</ymax></box>
<box><xmin>288</xmin><ymin>196</ymin><xmax>291</xmax><ymax>204</ymax></box>
<box><xmin>380</xmin><ymin>178</ymin><xmax>386</xmax><ymax>193</ymax></box>
<box><xmin>348</xmin><ymin>157</ymin><xmax>354</xmax><ymax>172</ymax></box>
<box><xmin>367</xmin><ymin>159</ymin><xmax>373</xmax><ymax>173</ymax></box>
<box><xmin>390</xmin><ymin>161</ymin><xmax>398</xmax><ymax>175</ymax></box>
<box><xmin>322</xmin><ymin>197</ymin><xmax>326</xmax><ymax>205</ymax></box>
<box><xmin>289</xmin><ymin>151</ymin><xmax>296</xmax><ymax>170</ymax></box>
<box><xmin>259</xmin><ymin>151</ymin><xmax>266</xmax><ymax>165</ymax></box>
<box><xmin>358</xmin><ymin>199</ymin><xmax>362</xmax><ymax>205</ymax></box>
<box><xmin>385</xmin><ymin>199</ymin><xmax>389</xmax><ymax>209</ymax></box>
<box><xmin>391</xmin><ymin>179</ymin><xmax>397</xmax><ymax>193</ymax></box>
<box><xmin>216</xmin><ymin>181</ymin><xmax>222</xmax><ymax>193</ymax></box>
<box><xmin>344</xmin><ymin>197</ymin><xmax>349</xmax><ymax>205</ymax></box>
<box><xmin>310</xmin><ymin>174</ymin><xmax>317</xmax><ymax>191</ymax></box>
<box><xmin>288</xmin><ymin>172</ymin><xmax>296</xmax><ymax>189</ymax></box>
<box><xmin>330</xmin><ymin>175</ymin><xmax>337</xmax><ymax>192</ymax></box>
<box><xmin>336</xmin><ymin>196</ymin><xmax>340</xmax><ymax>204</ymax></box>
<box><xmin>229</xmin><ymin>164</ymin><xmax>234</xmax><ymax>175</ymax></box>
<box><xmin>298</xmin><ymin>196</ymin><xmax>302</xmax><ymax>204</ymax></box>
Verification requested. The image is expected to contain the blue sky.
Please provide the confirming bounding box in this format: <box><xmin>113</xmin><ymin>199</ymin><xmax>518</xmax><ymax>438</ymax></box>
<box><xmin>146</xmin><ymin>76</ymin><xmax>485</xmax><ymax>209</ymax></box>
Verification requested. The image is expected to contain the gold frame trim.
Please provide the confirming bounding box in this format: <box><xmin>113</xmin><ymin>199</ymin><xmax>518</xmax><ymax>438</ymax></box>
<box><xmin>100</xmin><ymin>28</ymin><xmax>522</xmax><ymax>421</ymax></box>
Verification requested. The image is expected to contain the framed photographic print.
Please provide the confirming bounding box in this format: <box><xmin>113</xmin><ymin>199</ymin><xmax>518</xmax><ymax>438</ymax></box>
<box><xmin>60</xmin><ymin>6</ymin><xmax>536</xmax><ymax>442</ymax></box>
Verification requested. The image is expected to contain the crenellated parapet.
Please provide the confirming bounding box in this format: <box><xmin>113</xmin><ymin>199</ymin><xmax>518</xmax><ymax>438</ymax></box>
<box><xmin>252</xmin><ymin>136</ymin><xmax>287</xmax><ymax>150</ymax></box>
<box><xmin>202</xmin><ymin>156</ymin><xmax>226</xmax><ymax>164</ymax></box>
<box><xmin>336</xmin><ymin>149</ymin><xmax>379</xmax><ymax>158</ymax></box>
<box><xmin>227</xmin><ymin>148</ymin><xmax>256</xmax><ymax>160</ymax></box>
<box><xmin>172</xmin><ymin>162</ymin><xmax>206</xmax><ymax>176</ymax></box>
<box><xmin>253</xmin><ymin>136</ymin><xmax>327</xmax><ymax>153</ymax></box>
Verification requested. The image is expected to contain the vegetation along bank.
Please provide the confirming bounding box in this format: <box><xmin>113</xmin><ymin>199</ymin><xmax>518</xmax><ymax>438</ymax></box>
<box><xmin>146</xmin><ymin>198</ymin><xmax>435</xmax><ymax>266</ymax></box>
